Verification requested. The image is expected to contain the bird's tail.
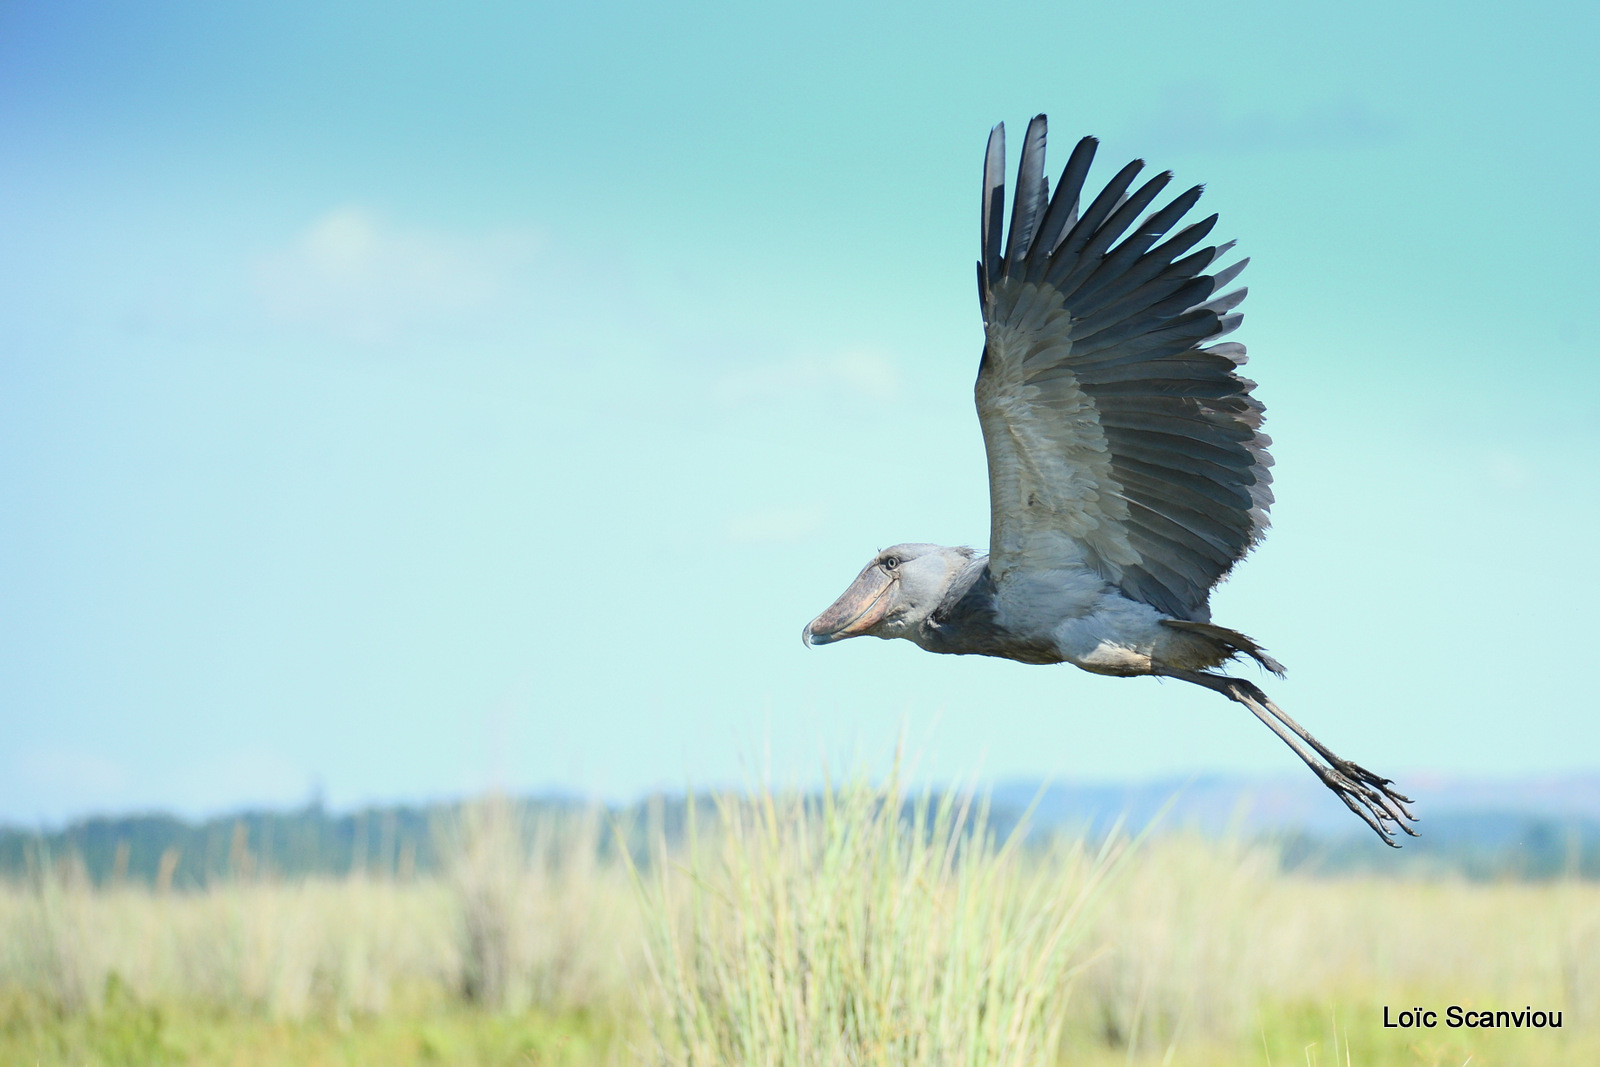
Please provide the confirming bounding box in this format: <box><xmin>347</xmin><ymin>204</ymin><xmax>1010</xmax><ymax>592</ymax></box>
<box><xmin>1161</xmin><ymin>619</ymin><xmax>1286</xmax><ymax>677</ymax></box>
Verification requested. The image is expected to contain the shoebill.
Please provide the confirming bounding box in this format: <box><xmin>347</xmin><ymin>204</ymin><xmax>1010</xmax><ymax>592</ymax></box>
<box><xmin>802</xmin><ymin>114</ymin><xmax>1417</xmax><ymax>846</ymax></box>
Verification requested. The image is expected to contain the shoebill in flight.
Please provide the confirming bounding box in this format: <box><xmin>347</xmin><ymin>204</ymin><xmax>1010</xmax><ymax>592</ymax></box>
<box><xmin>803</xmin><ymin>115</ymin><xmax>1417</xmax><ymax>846</ymax></box>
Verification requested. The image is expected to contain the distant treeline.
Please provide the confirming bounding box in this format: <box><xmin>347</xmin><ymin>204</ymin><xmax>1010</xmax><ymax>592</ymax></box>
<box><xmin>0</xmin><ymin>792</ymin><xmax>736</xmax><ymax>890</ymax></box>
<box><xmin>1</xmin><ymin>803</ymin><xmax>445</xmax><ymax>888</ymax></box>
<box><xmin>1277</xmin><ymin>810</ymin><xmax>1600</xmax><ymax>880</ymax></box>
<box><xmin>3</xmin><ymin>791</ymin><xmax>1599</xmax><ymax>888</ymax></box>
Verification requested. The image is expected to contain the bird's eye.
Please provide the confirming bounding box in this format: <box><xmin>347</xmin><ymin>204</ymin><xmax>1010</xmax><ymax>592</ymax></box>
<box><xmin>882</xmin><ymin>556</ymin><xmax>899</xmax><ymax>570</ymax></box>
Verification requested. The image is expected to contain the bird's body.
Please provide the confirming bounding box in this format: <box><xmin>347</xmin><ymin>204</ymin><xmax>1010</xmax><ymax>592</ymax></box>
<box><xmin>804</xmin><ymin>115</ymin><xmax>1417</xmax><ymax>845</ymax></box>
<box><xmin>818</xmin><ymin>543</ymin><xmax>1266</xmax><ymax>675</ymax></box>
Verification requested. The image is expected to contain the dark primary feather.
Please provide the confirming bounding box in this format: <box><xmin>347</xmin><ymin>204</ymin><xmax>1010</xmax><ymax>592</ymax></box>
<box><xmin>1003</xmin><ymin>115</ymin><xmax>1049</xmax><ymax>275</ymax></box>
<box><xmin>980</xmin><ymin>124</ymin><xmax>1006</xmax><ymax>295</ymax></box>
<box><xmin>1061</xmin><ymin>184</ymin><xmax>1205</xmax><ymax>306</ymax></box>
<box><xmin>1026</xmin><ymin>136</ymin><xmax>1098</xmax><ymax>277</ymax></box>
<box><xmin>1046</xmin><ymin>160</ymin><xmax>1145</xmax><ymax>270</ymax></box>
<box><xmin>976</xmin><ymin>115</ymin><xmax>1274</xmax><ymax>620</ymax></box>
<box><xmin>1049</xmin><ymin>171</ymin><xmax>1173</xmax><ymax>296</ymax></box>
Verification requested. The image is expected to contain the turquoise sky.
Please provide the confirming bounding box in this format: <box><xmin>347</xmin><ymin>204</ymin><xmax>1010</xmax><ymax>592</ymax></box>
<box><xmin>4</xmin><ymin>0</ymin><xmax>1598</xmax><ymax>822</ymax></box>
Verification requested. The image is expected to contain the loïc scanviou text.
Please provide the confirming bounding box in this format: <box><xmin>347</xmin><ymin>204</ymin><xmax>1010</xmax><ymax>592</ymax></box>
<box><xmin>1382</xmin><ymin>1005</ymin><xmax>1562</xmax><ymax>1029</ymax></box>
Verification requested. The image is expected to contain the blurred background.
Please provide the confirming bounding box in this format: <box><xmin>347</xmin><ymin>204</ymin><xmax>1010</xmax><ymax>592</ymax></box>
<box><xmin>4</xmin><ymin>0</ymin><xmax>1598</xmax><ymax>828</ymax></box>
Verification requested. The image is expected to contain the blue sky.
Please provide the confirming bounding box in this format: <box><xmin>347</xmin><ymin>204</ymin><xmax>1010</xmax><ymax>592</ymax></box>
<box><xmin>3</xmin><ymin>0</ymin><xmax>1598</xmax><ymax>823</ymax></box>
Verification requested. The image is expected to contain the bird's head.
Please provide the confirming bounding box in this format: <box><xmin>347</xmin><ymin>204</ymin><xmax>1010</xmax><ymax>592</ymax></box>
<box><xmin>802</xmin><ymin>543</ymin><xmax>974</xmax><ymax>646</ymax></box>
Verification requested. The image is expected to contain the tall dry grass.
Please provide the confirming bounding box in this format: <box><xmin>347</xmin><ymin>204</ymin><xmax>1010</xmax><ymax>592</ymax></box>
<box><xmin>1073</xmin><ymin>834</ymin><xmax>1600</xmax><ymax>1057</ymax></box>
<box><xmin>441</xmin><ymin>794</ymin><xmax>637</xmax><ymax>1013</ymax></box>
<box><xmin>633</xmin><ymin>776</ymin><xmax>1131</xmax><ymax>1066</ymax></box>
<box><xmin>3</xmin><ymin>779</ymin><xmax>1599</xmax><ymax>1064</ymax></box>
<box><xmin>1</xmin><ymin>855</ymin><xmax>454</xmax><ymax>1019</ymax></box>
<box><xmin>0</xmin><ymin>797</ymin><xmax>640</xmax><ymax>1022</ymax></box>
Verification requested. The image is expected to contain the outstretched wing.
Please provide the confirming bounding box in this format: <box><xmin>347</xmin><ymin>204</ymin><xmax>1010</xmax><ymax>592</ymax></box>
<box><xmin>975</xmin><ymin>115</ymin><xmax>1271</xmax><ymax>622</ymax></box>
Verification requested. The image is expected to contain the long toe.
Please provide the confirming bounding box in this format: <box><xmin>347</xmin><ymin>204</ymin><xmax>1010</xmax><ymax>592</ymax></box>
<box><xmin>1318</xmin><ymin>766</ymin><xmax>1410</xmax><ymax>847</ymax></box>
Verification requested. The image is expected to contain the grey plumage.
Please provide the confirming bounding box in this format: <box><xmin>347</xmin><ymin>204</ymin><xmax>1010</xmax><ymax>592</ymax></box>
<box><xmin>1207</xmin><ymin>258</ymin><xmax>1250</xmax><ymax>294</ymax></box>
<box><xmin>804</xmin><ymin>114</ymin><xmax>1416</xmax><ymax>847</ymax></box>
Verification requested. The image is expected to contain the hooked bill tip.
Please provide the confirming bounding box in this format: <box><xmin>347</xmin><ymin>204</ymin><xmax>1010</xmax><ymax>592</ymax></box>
<box><xmin>802</xmin><ymin>621</ymin><xmax>846</xmax><ymax>647</ymax></box>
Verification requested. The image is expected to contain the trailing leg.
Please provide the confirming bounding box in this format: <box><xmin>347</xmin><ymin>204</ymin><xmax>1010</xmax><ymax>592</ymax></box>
<box><xmin>1159</xmin><ymin>669</ymin><xmax>1418</xmax><ymax>847</ymax></box>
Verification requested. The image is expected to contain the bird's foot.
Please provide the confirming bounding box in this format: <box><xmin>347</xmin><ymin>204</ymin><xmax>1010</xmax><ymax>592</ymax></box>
<box><xmin>1315</xmin><ymin>759</ymin><xmax>1418</xmax><ymax>848</ymax></box>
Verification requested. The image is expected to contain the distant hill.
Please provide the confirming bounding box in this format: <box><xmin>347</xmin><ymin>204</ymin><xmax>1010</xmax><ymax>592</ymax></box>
<box><xmin>989</xmin><ymin>773</ymin><xmax>1600</xmax><ymax>878</ymax></box>
<box><xmin>993</xmin><ymin>771</ymin><xmax>1600</xmax><ymax>835</ymax></box>
<box><xmin>4</xmin><ymin>773</ymin><xmax>1599</xmax><ymax>887</ymax></box>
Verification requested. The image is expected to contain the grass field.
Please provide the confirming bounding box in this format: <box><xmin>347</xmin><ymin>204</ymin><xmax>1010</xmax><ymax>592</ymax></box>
<box><xmin>3</xmin><ymin>777</ymin><xmax>1595</xmax><ymax>1066</ymax></box>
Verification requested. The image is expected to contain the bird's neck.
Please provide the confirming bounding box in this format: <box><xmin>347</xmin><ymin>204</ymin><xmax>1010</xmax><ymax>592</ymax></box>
<box><xmin>914</xmin><ymin>557</ymin><xmax>1064</xmax><ymax>664</ymax></box>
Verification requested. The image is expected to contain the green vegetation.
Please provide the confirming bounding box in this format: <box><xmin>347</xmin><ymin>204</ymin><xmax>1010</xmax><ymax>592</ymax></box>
<box><xmin>0</xmin><ymin>988</ymin><xmax>626</xmax><ymax>1067</ymax></box>
<box><xmin>3</xmin><ymin>776</ymin><xmax>1597</xmax><ymax>1065</ymax></box>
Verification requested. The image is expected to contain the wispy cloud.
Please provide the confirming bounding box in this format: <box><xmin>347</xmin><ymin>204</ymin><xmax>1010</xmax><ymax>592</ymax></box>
<box><xmin>1132</xmin><ymin>84</ymin><xmax>1398</xmax><ymax>155</ymax></box>
<box><xmin>254</xmin><ymin>207</ymin><xmax>540</xmax><ymax>344</ymax></box>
